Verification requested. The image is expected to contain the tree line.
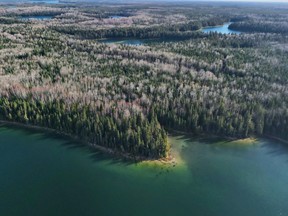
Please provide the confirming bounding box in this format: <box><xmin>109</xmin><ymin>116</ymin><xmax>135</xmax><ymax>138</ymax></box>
<box><xmin>0</xmin><ymin>97</ymin><xmax>169</xmax><ymax>159</ymax></box>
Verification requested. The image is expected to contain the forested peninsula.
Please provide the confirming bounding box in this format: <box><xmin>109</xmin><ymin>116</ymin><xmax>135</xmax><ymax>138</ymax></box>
<box><xmin>0</xmin><ymin>2</ymin><xmax>288</xmax><ymax>160</ymax></box>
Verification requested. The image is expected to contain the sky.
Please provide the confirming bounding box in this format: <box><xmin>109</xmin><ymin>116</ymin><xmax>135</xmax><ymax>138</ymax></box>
<box><xmin>169</xmin><ymin>0</ymin><xmax>288</xmax><ymax>1</ymax></box>
<box><xmin>94</xmin><ymin>0</ymin><xmax>284</xmax><ymax>2</ymax></box>
<box><xmin>208</xmin><ymin>0</ymin><xmax>288</xmax><ymax>2</ymax></box>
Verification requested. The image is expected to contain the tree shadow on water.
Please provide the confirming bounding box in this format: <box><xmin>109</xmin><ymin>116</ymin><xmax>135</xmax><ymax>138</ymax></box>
<box><xmin>169</xmin><ymin>130</ymin><xmax>229</xmax><ymax>145</ymax></box>
<box><xmin>46</xmin><ymin>134</ymin><xmax>136</xmax><ymax>166</ymax></box>
<box><xmin>0</xmin><ymin>123</ymin><xmax>134</xmax><ymax>166</ymax></box>
<box><xmin>88</xmin><ymin>150</ymin><xmax>135</xmax><ymax>166</ymax></box>
<box><xmin>261</xmin><ymin>139</ymin><xmax>288</xmax><ymax>160</ymax></box>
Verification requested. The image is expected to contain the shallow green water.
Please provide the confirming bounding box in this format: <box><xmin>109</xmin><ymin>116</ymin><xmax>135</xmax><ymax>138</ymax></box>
<box><xmin>0</xmin><ymin>125</ymin><xmax>287</xmax><ymax>216</ymax></box>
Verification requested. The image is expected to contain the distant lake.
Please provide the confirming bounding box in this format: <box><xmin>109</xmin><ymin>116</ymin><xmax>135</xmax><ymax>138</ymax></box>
<box><xmin>5</xmin><ymin>5</ymin><xmax>17</xmax><ymax>8</ymax></box>
<box><xmin>109</xmin><ymin>15</ymin><xmax>126</xmax><ymax>19</ymax></box>
<box><xmin>99</xmin><ymin>23</ymin><xmax>242</xmax><ymax>46</ymax></box>
<box><xmin>0</xmin><ymin>125</ymin><xmax>288</xmax><ymax>216</ymax></box>
<box><xmin>202</xmin><ymin>22</ymin><xmax>241</xmax><ymax>34</ymax></box>
<box><xmin>20</xmin><ymin>15</ymin><xmax>53</xmax><ymax>20</ymax></box>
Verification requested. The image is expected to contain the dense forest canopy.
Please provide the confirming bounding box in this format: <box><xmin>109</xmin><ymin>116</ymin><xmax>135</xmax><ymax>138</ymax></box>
<box><xmin>0</xmin><ymin>2</ymin><xmax>287</xmax><ymax>159</ymax></box>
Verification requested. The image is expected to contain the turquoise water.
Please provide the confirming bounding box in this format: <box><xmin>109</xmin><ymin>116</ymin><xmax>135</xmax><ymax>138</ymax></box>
<box><xmin>0</xmin><ymin>125</ymin><xmax>287</xmax><ymax>216</ymax></box>
<box><xmin>202</xmin><ymin>22</ymin><xmax>241</xmax><ymax>34</ymax></box>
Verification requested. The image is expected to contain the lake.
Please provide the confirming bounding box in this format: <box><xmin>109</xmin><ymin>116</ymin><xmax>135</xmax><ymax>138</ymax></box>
<box><xmin>109</xmin><ymin>15</ymin><xmax>126</xmax><ymax>19</ymax></box>
<box><xmin>20</xmin><ymin>15</ymin><xmax>53</xmax><ymax>20</ymax></box>
<box><xmin>0</xmin><ymin>125</ymin><xmax>287</xmax><ymax>216</ymax></box>
<box><xmin>202</xmin><ymin>22</ymin><xmax>241</xmax><ymax>34</ymax></box>
<box><xmin>100</xmin><ymin>23</ymin><xmax>242</xmax><ymax>45</ymax></box>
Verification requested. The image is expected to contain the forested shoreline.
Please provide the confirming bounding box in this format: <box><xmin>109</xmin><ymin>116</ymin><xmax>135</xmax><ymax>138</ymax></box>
<box><xmin>0</xmin><ymin>97</ymin><xmax>169</xmax><ymax>159</ymax></box>
<box><xmin>0</xmin><ymin>2</ymin><xmax>287</xmax><ymax>159</ymax></box>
